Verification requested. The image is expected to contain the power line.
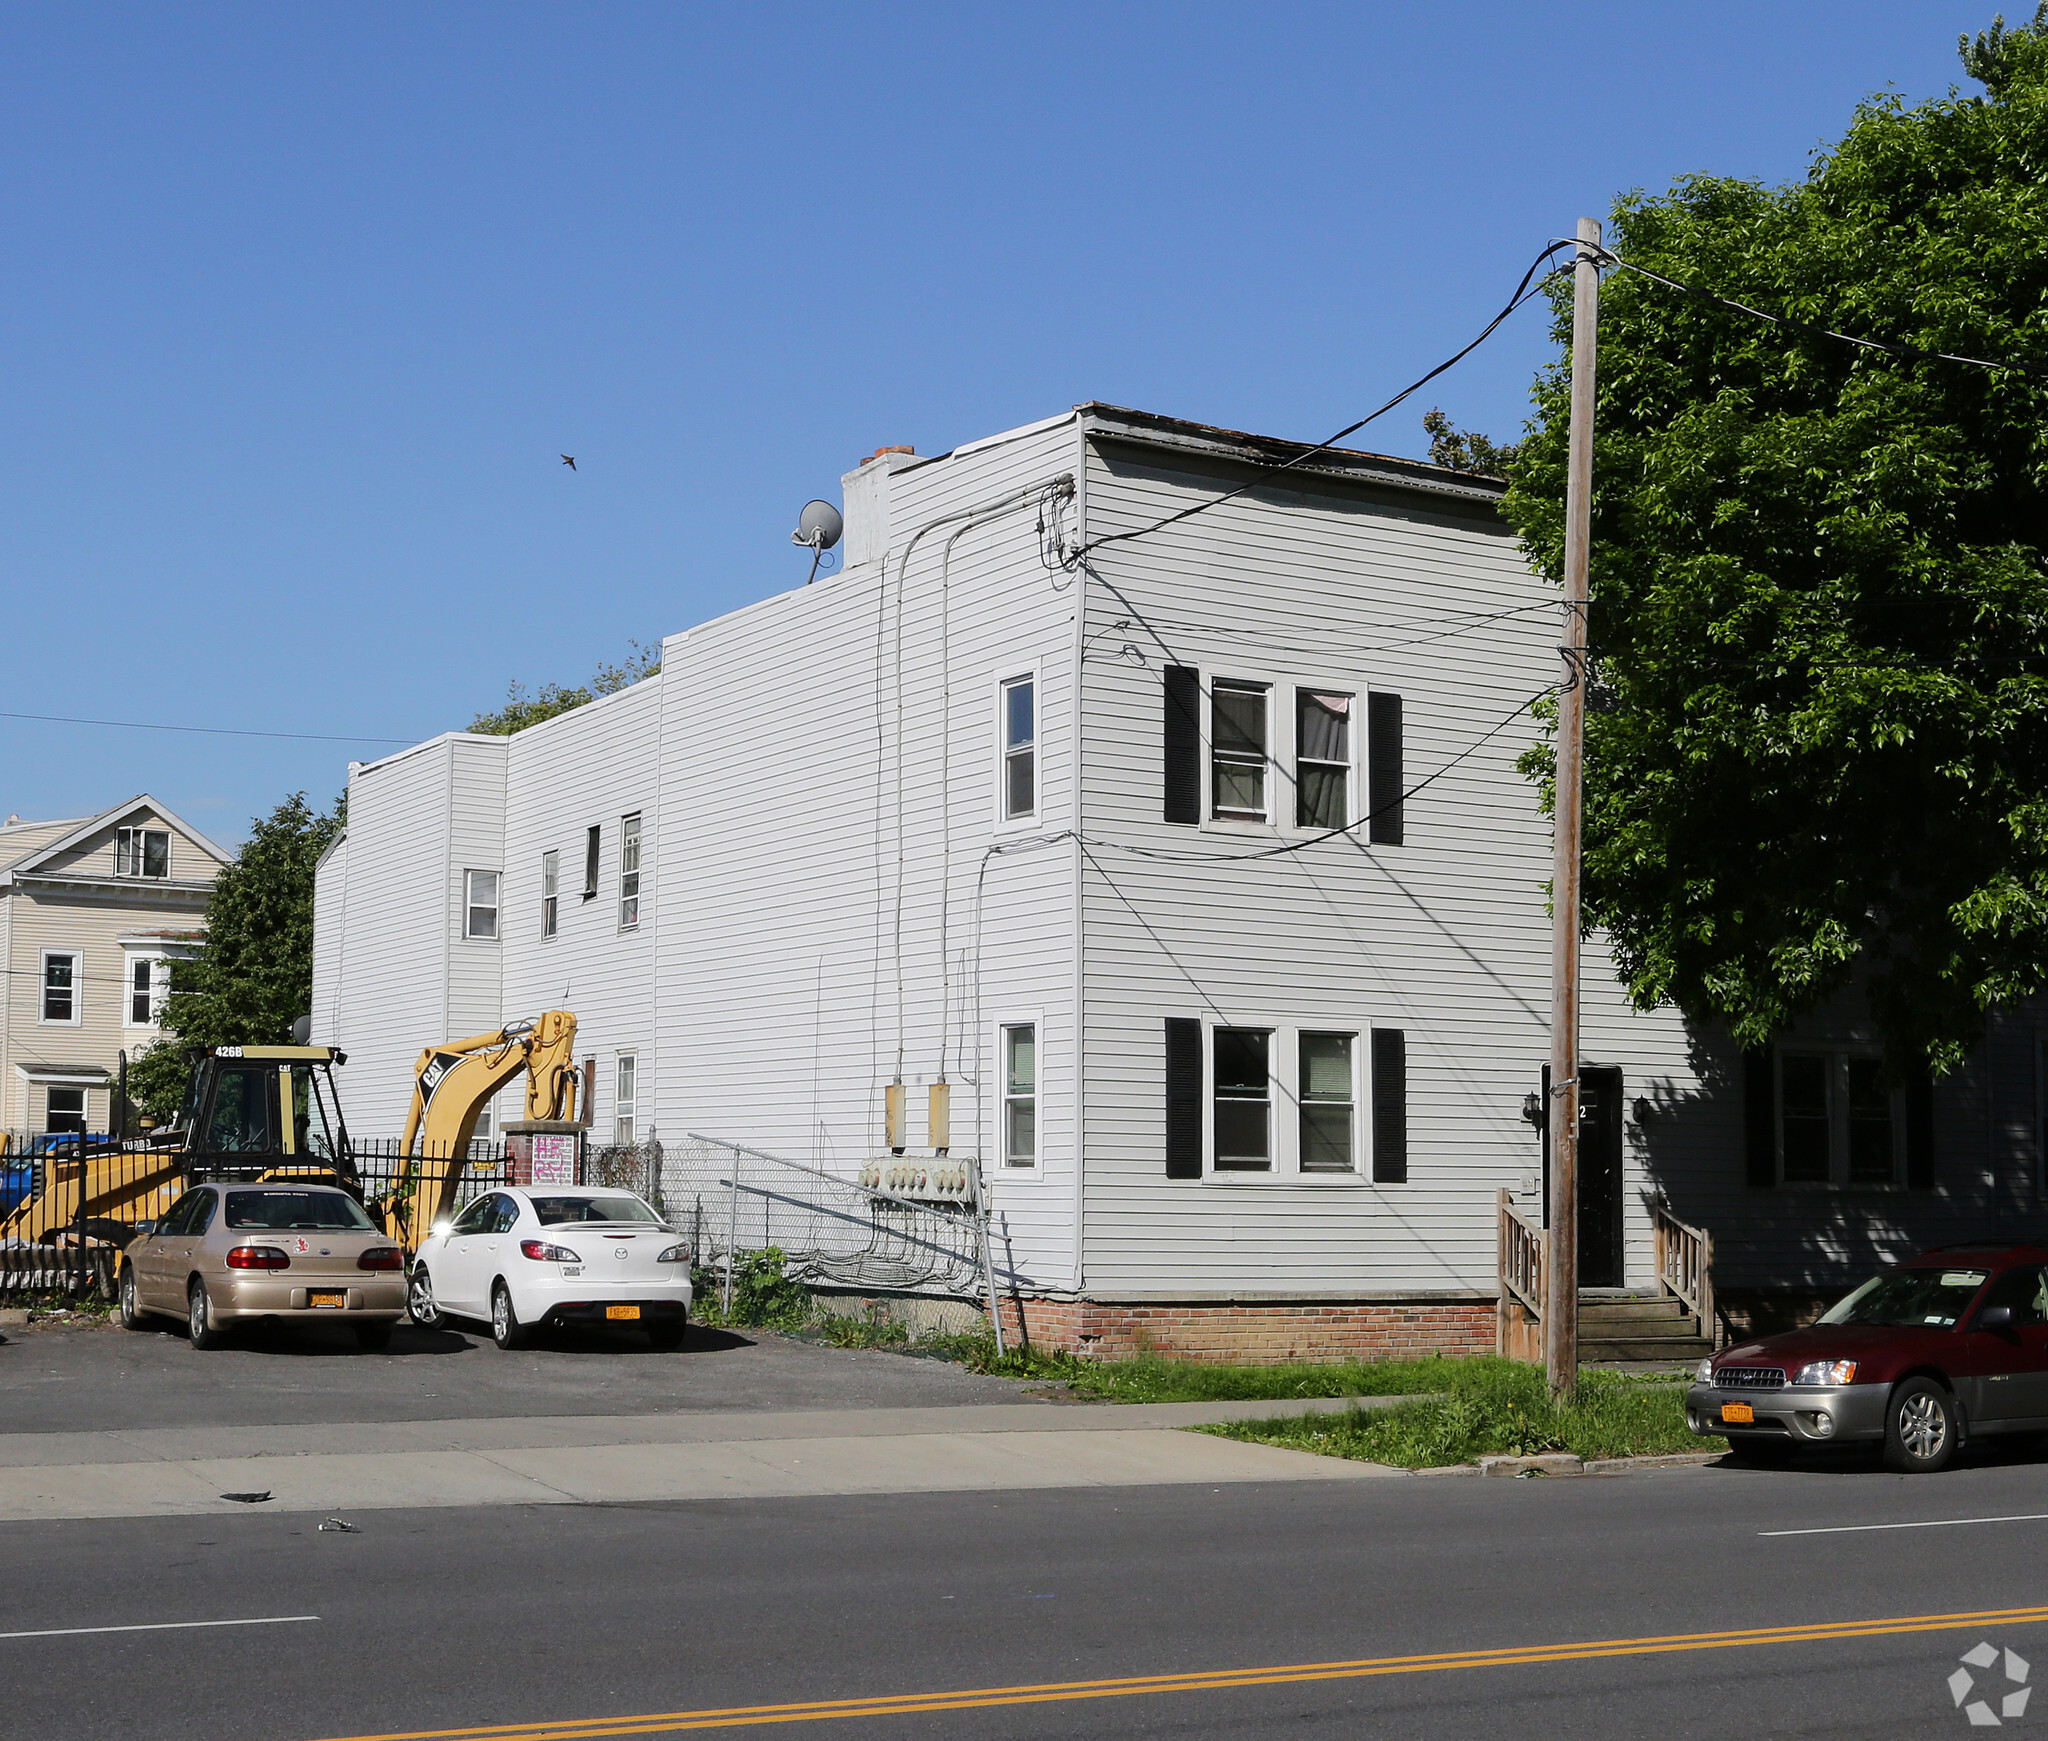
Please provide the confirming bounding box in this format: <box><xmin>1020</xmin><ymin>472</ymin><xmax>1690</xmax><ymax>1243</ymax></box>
<box><xmin>1067</xmin><ymin>240</ymin><xmax>1579</xmax><ymax>565</ymax></box>
<box><xmin>0</xmin><ymin>709</ymin><xmax>415</xmax><ymax>746</ymax></box>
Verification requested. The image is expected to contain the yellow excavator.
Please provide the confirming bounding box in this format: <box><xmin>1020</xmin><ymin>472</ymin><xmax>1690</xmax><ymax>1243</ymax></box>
<box><xmin>371</xmin><ymin>1010</ymin><xmax>581</xmax><ymax>1249</ymax></box>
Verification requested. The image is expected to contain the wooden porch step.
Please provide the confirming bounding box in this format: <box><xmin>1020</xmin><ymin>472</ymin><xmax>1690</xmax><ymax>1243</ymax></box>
<box><xmin>1579</xmin><ymin>1335</ymin><xmax>1713</xmax><ymax>1362</ymax></box>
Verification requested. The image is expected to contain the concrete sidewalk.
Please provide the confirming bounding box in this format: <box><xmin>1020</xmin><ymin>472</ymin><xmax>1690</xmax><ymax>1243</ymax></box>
<box><xmin>0</xmin><ymin>1397</ymin><xmax>1411</xmax><ymax>1522</ymax></box>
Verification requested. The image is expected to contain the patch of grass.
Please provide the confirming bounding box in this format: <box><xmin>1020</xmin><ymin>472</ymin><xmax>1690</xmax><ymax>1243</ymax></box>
<box><xmin>952</xmin><ymin>1348</ymin><xmax>1524</xmax><ymax>1402</ymax></box>
<box><xmin>1198</xmin><ymin>1363</ymin><xmax>1720</xmax><ymax>1468</ymax></box>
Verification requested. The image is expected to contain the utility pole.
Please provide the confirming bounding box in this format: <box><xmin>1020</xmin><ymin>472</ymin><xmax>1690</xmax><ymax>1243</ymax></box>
<box><xmin>1546</xmin><ymin>216</ymin><xmax>1602</xmax><ymax>1402</ymax></box>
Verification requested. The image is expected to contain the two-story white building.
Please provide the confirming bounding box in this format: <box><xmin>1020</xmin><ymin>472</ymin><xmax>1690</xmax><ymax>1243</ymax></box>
<box><xmin>313</xmin><ymin>404</ymin><xmax>2048</xmax><ymax>1357</ymax></box>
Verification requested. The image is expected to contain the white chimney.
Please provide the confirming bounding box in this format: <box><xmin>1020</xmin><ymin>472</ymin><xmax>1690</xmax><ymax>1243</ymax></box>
<box><xmin>840</xmin><ymin>446</ymin><xmax>920</xmax><ymax>570</ymax></box>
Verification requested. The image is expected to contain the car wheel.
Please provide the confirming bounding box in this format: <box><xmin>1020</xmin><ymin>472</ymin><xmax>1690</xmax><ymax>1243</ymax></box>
<box><xmin>187</xmin><ymin>1278</ymin><xmax>228</xmax><ymax>1351</ymax></box>
<box><xmin>408</xmin><ymin>1266</ymin><xmax>440</xmax><ymax>1329</ymax></box>
<box><xmin>647</xmin><ymin>1317</ymin><xmax>686</xmax><ymax>1351</ymax></box>
<box><xmin>354</xmin><ymin>1321</ymin><xmax>394</xmax><ymax>1353</ymax></box>
<box><xmin>490</xmin><ymin>1282</ymin><xmax>528</xmax><ymax>1351</ymax></box>
<box><xmin>1883</xmin><ymin>1377</ymin><xmax>1959</xmax><ymax>1473</ymax></box>
<box><xmin>118</xmin><ymin>1265</ymin><xmax>154</xmax><ymax>1331</ymax></box>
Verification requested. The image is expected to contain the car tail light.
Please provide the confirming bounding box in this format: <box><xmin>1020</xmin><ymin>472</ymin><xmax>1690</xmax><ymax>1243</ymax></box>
<box><xmin>520</xmin><ymin>1239</ymin><xmax>580</xmax><ymax>1263</ymax></box>
<box><xmin>226</xmin><ymin>1245</ymin><xmax>290</xmax><ymax>1270</ymax></box>
<box><xmin>656</xmin><ymin>1243</ymin><xmax>690</xmax><ymax>1263</ymax></box>
<box><xmin>357</xmin><ymin>1247</ymin><xmax>404</xmax><ymax>1271</ymax></box>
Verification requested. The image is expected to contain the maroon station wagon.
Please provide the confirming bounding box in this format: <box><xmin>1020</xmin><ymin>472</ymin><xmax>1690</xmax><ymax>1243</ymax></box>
<box><xmin>1688</xmin><ymin>1244</ymin><xmax>2048</xmax><ymax>1473</ymax></box>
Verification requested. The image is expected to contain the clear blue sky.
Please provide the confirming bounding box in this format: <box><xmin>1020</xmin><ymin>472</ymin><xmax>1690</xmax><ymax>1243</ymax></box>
<box><xmin>0</xmin><ymin>1</ymin><xmax>2002</xmax><ymax>843</ymax></box>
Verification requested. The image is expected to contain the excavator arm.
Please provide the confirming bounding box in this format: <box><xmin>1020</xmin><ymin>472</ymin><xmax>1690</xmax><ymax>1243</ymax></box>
<box><xmin>376</xmin><ymin>1009</ymin><xmax>579</xmax><ymax>1247</ymax></box>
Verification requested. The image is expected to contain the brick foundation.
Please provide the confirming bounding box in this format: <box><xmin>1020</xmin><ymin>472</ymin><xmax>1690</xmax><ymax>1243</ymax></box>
<box><xmin>993</xmin><ymin>1296</ymin><xmax>1495</xmax><ymax>1364</ymax></box>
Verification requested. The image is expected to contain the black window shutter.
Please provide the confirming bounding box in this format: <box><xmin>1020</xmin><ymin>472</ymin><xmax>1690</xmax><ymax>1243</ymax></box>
<box><xmin>1164</xmin><ymin>1018</ymin><xmax>1203</xmax><ymax>1177</ymax></box>
<box><xmin>1905</xmin><ymin>1075</ymin><xmax>1935</xmax><ymax>1189</ymax></box>
<box><xmin>1163</xmin><ymin>667</ymin><xmax>1201</xmax><ymax>824</ymax></box>
<box><xmin>1367</xmin><ymin>693</ymin><xmax>1403</xmax><ymax>845</ymax></box>
<box><xmin>1743</xmin><ymin>1047</ymin><xmax>1776</xmax><ymax>1187</ymax></box>
<box><xmin>1370</xmin><ymin>1029</ymin><xmax>1407</xmax><ymax>1183</ymax></box>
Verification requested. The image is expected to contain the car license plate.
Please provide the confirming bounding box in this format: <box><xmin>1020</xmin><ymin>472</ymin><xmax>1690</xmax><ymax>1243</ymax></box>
<box><xmin>1720</xmin><ymin>1401</ymin><xmax>1755</xmax><ymax>1425</ymax></box>
<box><xmin>309</xmin><ymin>1291</ymin><xmax>346</xmax><ymax>1309</ymax></box>
<box><xmin>606</xmin><ymin>1304</ymin><xmax>641</xmax><ymax>1321</ymax></box>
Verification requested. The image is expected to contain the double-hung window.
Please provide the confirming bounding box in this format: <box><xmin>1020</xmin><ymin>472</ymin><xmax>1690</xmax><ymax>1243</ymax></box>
<box><xmin>1001</xmin><ymin>676</ymin><xmax>1036</xmax><ymax>820</ymax></box>
<box><xmin>115</xmin><ymin>827</ymin><xmax>170</xmax><ymax>878</ymax></box>
<box><xmin>1212</xmin><ymin>1028</ymin><xmax>1272</xmax><ymax>1169</ymax></box>
<box><xmin>1299</xmin><ymin>1033</ymin><xmax>1356</xmax><ymax>1171</ymax></box>
<box><xmin>128</xmin><ymin>956</ymin><xmax>164</xmax><ymax>1025</ymax></box>
<box><xmin>1003</xmin><ymin>1024</ymin><xmax>1036</xmax><ymax>1165</ymax></box>
<box><xmin>45</xmin><ymin>1086</ymin><xmax>87</xmax><ymax>1135</ymax></box>
<box><xmin>1778</xmin><ymin>1051</ymin><xmax>1899</xmax><ymax>1185</ymax></box>
<box><xmin>614</xmin><ymin>1054</ymin><xmax>637</xmax><ymax>1147</ymax></box>
<box><xmin>1296</xmin><ymin>693</ymin><xmax>1352</xmax><ymax>829</ymax></box>
<box><xmin>41</xmin><ymin>951</ymin><xmax>79</xmax><ymax>1023</ymax></box>
<box><xmin>540</xmin><ymin>851</ymin><xmax>559</xmax><ymax>938</ymax></box>
<box><xmin>619</xmin><ymin>813</ymin><xmax>642</xmax><ymax>930</ymax></box>
<box><xmin>1210</xmin><ymin>682</ymin><xmax>1269</xmax><ymax>821</ymax></box>
<box><xmin>464</xmin><ymin>871</ymin><xmax>499</xmax><ymax>940</ymax></box>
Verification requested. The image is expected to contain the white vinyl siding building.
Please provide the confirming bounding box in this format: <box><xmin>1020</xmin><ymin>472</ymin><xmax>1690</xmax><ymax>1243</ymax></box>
<box><xmin>314</xmin><ymin>404</ymin><xmax>2048</xmax><ymax>1350</ymax></box>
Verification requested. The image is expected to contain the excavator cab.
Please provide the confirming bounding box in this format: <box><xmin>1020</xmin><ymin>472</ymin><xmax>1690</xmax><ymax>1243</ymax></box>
<box><xmin>175</xmin><ymin>1046</ymin><xmax>359</xmax><ymax>1187</ymax></box>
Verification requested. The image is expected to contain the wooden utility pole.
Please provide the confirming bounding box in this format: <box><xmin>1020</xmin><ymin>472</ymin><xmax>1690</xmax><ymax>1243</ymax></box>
<box><xmin>1546</xmin><ymin>216</ymin><xmax>1602</xmax><ymax>1401</ymax></box>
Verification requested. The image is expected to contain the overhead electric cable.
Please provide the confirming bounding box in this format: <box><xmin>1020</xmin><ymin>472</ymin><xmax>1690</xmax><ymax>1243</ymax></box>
<box><xmin>1067</xmin><ymin>240</ymin><xmax>1580</xmax><ymax>564</ymax></box>
<box><xmin>0</xmin><ymin>709</ymin><xmax>415</xmax><ymax>745</ymax></box>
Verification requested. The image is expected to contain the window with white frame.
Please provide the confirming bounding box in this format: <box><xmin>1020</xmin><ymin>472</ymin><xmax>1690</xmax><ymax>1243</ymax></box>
<box><xmin>464</xmin><ymin>870</ymin><xmax>499</xmax><ymax>940</ymax></box>
<box><xmin>1778</xmin><ymin>1050</ymin><xmax>1899</xmax><ymax>1185</ymax></box>
<box><xmin>45</xmin><ymin>1086</ymin><xmax>87</xmax><ymax>1135</ymax></box>
<box><xmin>541</xmin><ymin>851</ymin><xmax>559</xmax><ymax>938</ymax></box>
<box><xmin>1298</xmin><ymin>1032</ymin><xmax>1356</xmax><ymax>1171</ymax></box>
<box><xmin>1210</xmin><ymin>682</ymin><xmax>1269</xmax><ymax>821</ymax></box>
<box><xmin>126</xmin><ymin>955</ymin><xmax>165</xmax><ymax>1026</ymax></box>
<box><xmin>1001</xmin><ymin>676</ymin><xmax>1036</xmax><ymax>820</ymax></box>
<box><xmin>1212</xmin><ymin>1028</ymin><xmax>1272</xmax><ymax>1169</ymax></box>
<box><xmin>115</xmin><ymin>827</ymin><xmax>170</xmax><ymax>878</ymax></box>
<box><xmin>41</xmin><ymin>951</ymin><xmax>79</xmax><ymax>1024</ymax></box>
<box><xmin>1003</xmin><ymin>1024</ymin><xmax>1036</xmax><ymax>1165</ymax></box>
<box><xmin>1296</xmin><ymin>692</ymin><xmax>1352</xmax><ymax>830</ymax></box>
<box><xmin>614</xmin><ymin>1053</ymin><xmax>637</xmax><ymax>1147</ymax></box>
<box><xmin>619</xmin><ymin>813</ymin><xmax>642</xmax><ymax>929</ymax></box>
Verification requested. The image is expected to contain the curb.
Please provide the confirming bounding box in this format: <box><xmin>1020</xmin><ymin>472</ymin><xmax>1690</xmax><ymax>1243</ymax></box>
<box><xmin>1456</xmin><ymin>1450</ymin><xmax>1721</xmax><ymax>1478</ymax></box>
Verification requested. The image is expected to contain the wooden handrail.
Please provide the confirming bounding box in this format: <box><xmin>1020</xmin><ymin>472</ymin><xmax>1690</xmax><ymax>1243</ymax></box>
<box><xmin>1497</xmin><ymin>1188</ymin><xmax>1546</xmax><ymax>1319</ymax></box>
<box><xmin>1652</xmin><ymin>1199</ymin><xmax>1717</xmax><ymax>1349</ymax></box>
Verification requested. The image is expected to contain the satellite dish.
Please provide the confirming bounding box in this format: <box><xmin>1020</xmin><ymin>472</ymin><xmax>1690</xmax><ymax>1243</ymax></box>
<box><xmin>793</xmin><ymin>500</ymin><xmax>843</xmax><ymax>551</ymax></box>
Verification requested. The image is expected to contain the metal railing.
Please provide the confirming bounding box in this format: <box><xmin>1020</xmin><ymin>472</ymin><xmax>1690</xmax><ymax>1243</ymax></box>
<box><xmin>1653</xmin><ymin>1199</ymin><xmax>1717</xmax><ymax>1349</ymax></box>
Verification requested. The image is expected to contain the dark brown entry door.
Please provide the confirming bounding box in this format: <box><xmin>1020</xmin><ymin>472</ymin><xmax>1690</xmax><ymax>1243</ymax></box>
<box><xmin>1541</xmin><ymin>1065</ymin><xmax>1626</xmax><ymax>1289</ymax></box>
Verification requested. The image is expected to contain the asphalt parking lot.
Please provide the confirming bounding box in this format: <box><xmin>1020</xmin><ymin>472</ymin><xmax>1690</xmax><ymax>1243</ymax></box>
<box><xmin>0</xmin><ymin>1315</ymin><xmax>1041</xmax><ymax>1433</ymax></box>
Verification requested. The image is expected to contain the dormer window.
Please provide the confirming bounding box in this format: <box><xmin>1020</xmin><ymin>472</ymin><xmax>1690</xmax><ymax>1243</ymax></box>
<box><xmin>115</xmin><ymin>827</ymin><xmax>170</xmax><ymax>878</ymax></box>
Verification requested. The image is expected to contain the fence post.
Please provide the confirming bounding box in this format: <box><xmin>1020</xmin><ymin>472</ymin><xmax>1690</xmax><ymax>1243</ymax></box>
<box><xmin>73</xmin><ymin>1129</ymin><xmax>90</xmax><ymax>1297</ymax></box>
<box><xmin>723</xmin><ymin>1144</ymin><xmax>740</xmax><ymax>1318</ymax></box>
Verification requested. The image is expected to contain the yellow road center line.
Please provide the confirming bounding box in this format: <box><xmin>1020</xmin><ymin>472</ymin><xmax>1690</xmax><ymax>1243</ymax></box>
<box><xmin>308</xmin><ymin>1602</ymin><xmax>2048</xmax><ymax>1741</ymax></box>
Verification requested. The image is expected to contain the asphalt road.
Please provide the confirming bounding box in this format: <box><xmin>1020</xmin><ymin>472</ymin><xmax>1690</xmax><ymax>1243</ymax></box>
<box><xmin>8</xmin><ymin>1454</ymin><xmax>2048</xmax><ymax>1741</ymax></box>
<box><xmin>0</xmin><ymin>1319</ymin><xmax>1038</xmax><ymax>1432</ymax></box>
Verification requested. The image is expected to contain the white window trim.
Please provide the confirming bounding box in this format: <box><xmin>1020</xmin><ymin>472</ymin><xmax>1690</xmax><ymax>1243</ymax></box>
<box><xmin>114</xmin><ymin>825</ymin><xmax>172</xmax><ymax>879</ymax></box>
<box><xmin>614</xmin><ymin>1051</ymin><xmax>638</xmax><ymax>1147</ymax></box>
<box><xmin>1198</xmin><ymin>1017</ymin><xmax>1375</xmax><ymax>1184</ymax></box>
<box><xmin>121</xmin><ymin>949</ymin><xmax>169</xmax><ymax>1028</ymax></box>
<box><xmin>619</xmin><ymin>812</ymin><xmax>643</xmax><ymax>932</ymax></box>
<box><xmin>1775</xmin><ymin>1046</ymin><xmax>1904</xmax><ymax>1189</ymax></box>
<box><xmin>39</xmin><ymin>948</ymin><xmax>82</xmax><ymax>1027</ymax></box>
<box><xmin>993</xmin><ymin>666</ymin><xmax>1042</xmax><ymax>832</ymax></box>
<box><xmin>1200</xmin><ymin>669</ymin><xmax>1371</xmax><ymax>838</ymax></box>
<box><xmin>540</xmin><ymin>850</ymin><xmax>559</xmax><ymax>941</ymax></box>
<box><xmin>463</xmin><ymin>869</ymin><xmax>500</xmax><ymax>942</ymax></box>
<box><xmin>988</xmin><ymin>1011</ymin><xmax>1047</xmax><ymax>1175</ymax></box>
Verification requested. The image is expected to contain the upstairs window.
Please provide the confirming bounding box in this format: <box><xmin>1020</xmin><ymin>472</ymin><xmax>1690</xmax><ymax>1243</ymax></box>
<box><xmin>41</xmin><ymin>951</ymin><xmax>78</xmax><ymax>1023</ymax></box>
<box><xmin>541</xmin><ymin>851</ymin><xmax>559</xmax><ymax>938</ymax></box>
<box><xmin>128</xmin><ymin>956</ymin><xmax>166</xmax><ymax>1025</ymax></box>
<box><xmin>464</xmin><ymin>870</ymin><xmax>499</xmax><ymax>940</ymax></box>
<box><xmin>1212</xmin><ymin>1028</ymin><xmax>1272</xmax><ymax>1170</ymax></box>
<box><xmin>583</xmin><ymin>825</ymin><xmax>600</xmax><ymax>901</ymax></box>
<box><xmin>614</xmin><ymin>1053</ymin><xmax>637</xmax><ymax>1147</ymax></box>
<box><xmin>1296</xmin><ymin>693</ymin><xmax>1352</xmax><ymax>829</ymax></box>
<box><xmin>1002</xmin><ymin>676</ymin><xmax>1036</xmax><ymax>819</ymax></box>
<box><xmin>619</xmin><ymin>813</ymin><xmax>642</xmax><ymax>930</ymax></box>
<box><xmin>116</xmin><ymin>827</ymin><xmax>170</xmax><ymax>878</ymax></box>
<box><xmin>1211</xmin><ymin>682</ymin><xmax>1269</xmax><ymax>821</ymax></box>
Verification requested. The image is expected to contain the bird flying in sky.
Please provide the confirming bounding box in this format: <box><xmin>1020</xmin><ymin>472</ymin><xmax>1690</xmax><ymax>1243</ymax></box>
<box><xmin>561</xmin><ymin>455</ymin><xmax>577</xmax><ymax>470</ymax></box>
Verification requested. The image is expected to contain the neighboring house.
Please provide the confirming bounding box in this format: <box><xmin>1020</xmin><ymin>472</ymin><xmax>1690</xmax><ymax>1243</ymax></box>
<box><xmin>1</xmin><ymin>798</ymin><xmax>227</xmax><ymax>1135</ymax></box>
<box><xmin>312</xmin><ymin>403</ymin><xmax>2048</xmax><ymax>1356</ymax></box>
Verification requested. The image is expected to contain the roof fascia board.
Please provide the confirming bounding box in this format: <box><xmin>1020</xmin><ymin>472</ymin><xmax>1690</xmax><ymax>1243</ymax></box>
<box><xmin>8</xmin><ymin>794</ymin><xmax>233</xmax><ymax>875</ymax></box>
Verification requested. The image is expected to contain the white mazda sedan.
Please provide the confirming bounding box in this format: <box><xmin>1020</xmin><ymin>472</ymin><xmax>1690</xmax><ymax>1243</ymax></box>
<box><xmin>407</xmin><ymin>1186</ymin><xmax>692</xmax><ymax>1350</ymax></box>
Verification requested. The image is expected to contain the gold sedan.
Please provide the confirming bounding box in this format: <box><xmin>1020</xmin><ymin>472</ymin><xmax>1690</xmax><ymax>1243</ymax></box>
<box><xmin>118</xmin><ymin>1182</ymin><xmax>407</xmax><ymax>1350</ymax></box>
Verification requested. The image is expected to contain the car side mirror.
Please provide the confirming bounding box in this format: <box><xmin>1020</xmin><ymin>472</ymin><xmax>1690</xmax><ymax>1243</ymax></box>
<box><xmin>1978</xmin><ymin>1305</ymin><xmax>2015</xmax><ymax>1330</ymax></box>
<box><xmin>134</xmin><ymin>1220</ymin><xmax>157</xmax><ymax>1238</ymax></box>
<box><xmin>430</xmin><ymin>1220</ymin><xmax>451</xmax><ymax>1237</ymax></box>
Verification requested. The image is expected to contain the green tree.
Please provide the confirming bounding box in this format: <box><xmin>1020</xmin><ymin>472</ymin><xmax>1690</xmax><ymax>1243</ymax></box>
<box><xmin>125</xmin><ymin>1037</ymin><xmax>197</xmax><ymax>1128</ymax></box>
<box><xmin>1422</xmin><ymin>408</ymin><xmax>1518</xmax><ymax>478</ymax></box>
<box><xmin>469</xmin><ymin>639</ymin><xmax>661</xmax><ymax>735</ymax></box>
<box><xmin>159</xmin><ymin>793</ymin><xmax>345</xmax><ymax>1048</ymax></box>
<box><xmin>1502</xmin><ymin>7</ymin><xmax>2048</xmax><ymax>1074</ymax></box>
